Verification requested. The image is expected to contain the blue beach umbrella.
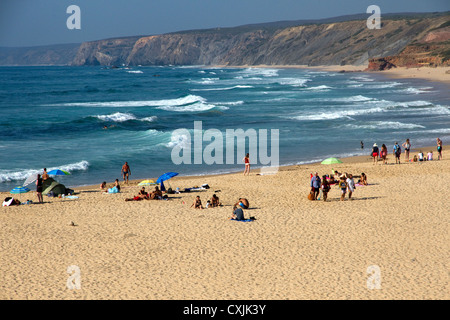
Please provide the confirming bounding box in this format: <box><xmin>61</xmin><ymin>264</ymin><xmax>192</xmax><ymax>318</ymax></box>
<box><xmin>47</xmin><ymin>169</ymin><xmax>71</xmax><ymax>176</ymax></box>
<box><xmin>10</xmin><ymin>186</ymin><xmax>30</xmax><ymax>194</ymax></box>
<box><xmin>10</xmin><ymin>186</ymin><xmax>30</xmax><ymax>202</ymax></box>
<box><xmin>156</xmin><ymin>172</ymin><xmax>178</xmax><ymax>189</ymax></box>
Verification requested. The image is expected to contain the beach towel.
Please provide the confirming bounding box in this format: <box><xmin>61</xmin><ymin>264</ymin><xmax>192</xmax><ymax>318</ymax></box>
<box><xmin>230</xmin><ymin>219</ymin><xmax>254</xmax><ymax>222</ymax></box>
<box><xmin>108</xmin><ymin>186</ymin><xmax>119</xmax><ymax>194</ymax></box>
<box><xmin>65</xmin><ymin>196</ymin><xmax>79</xmax><ymax>199</ymax></box>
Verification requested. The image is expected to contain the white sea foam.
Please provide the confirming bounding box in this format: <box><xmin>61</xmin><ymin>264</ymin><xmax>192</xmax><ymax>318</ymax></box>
<box><xmin>126</xmin><ymin>70</ymin><xmax>143</xmax><ymax>74</ymax></box>
<box><xmin>95</xmin><ymin>112</ymin><xmax>137</xmax><ymax>122</ymax></box>
<box><xmin>288</xmin><ymin>106</ymin><xmax>386</xmax><ymax>121</ymax></box>
<box><xmin>278</xmin><ymin>78</ymin><xmax>310</xmax><ymax>87</ymax></box>
<box><xmin>191</xmin><ymin>85</ymin><xmax>254</xmax><ymax>91</ymax></box>
<box><xmin>342</xmin><ymin>121</ymin><xmax>426</xmax><ymax>130</ymax></box>
<box><xmin>52</xmin><ymin>95</ymin><xmax>206</xmax><ymax>108</ymax></box>
<box><xmin>402</xmin><ymin>87</ymin><xmax>434</xmax><ymax>94</ymax></box>
<box><xmin>240</xmin><ymin>68</ymin><xmax>279</xmax><ymax>78</ymax></box>
<box><xmin>306</xmin><ymin>85</ymin><xmax>333</xmax><ymax>91</ymax></box>
<box><xmin>157</xmin><ymin>101</ymin><xmax>228</xmax><ymax>112</ymax></box>
<box><xmin>0</xmin><ymin>160</ymin><xmax>89</xmax><ymax>184</ymax></box>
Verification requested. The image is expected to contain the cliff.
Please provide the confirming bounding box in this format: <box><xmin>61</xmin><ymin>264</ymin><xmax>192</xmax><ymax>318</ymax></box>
<box><xmin>0</xmin><ymin>43</ymin><xmax>80</xmax><ymax>66</ymax></box>
<box><xmin>71</xmin><ymin>12</ymin><xmax>450</xmax><ymax>68</ymax></box>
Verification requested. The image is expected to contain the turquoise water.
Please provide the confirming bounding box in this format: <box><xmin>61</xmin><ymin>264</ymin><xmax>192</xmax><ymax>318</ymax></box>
<box><xmin>0</xmin><ymin>65</ymin><xmax>449</xmax><ymax>191</ymax></box>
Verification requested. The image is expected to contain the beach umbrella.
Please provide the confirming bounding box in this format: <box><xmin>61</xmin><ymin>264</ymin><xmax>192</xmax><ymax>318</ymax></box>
<box><xmin>23</xmin><ymin>173</ymin><xmax>38</xmax><ymax>186</ymax></box>
<box><xmin>47</xmin><ymin>169</ymin><xmax>71</xmax><ymax>176</ymax></box>
<box><xmin>10</xmin><ymin>186</ymin><xmax>30</xmax><ymax>202</ymax></box>
<box><xmin>138</xmin><ymin>179</ymin><xmax>157</xmax><ymax>186</ymax></box>
<box><xmin>321</xmin><ymin>157</ymin><xmax>343</xmax><ymax>165</ymax></box>
<box><xmin>156</xmin><ymin>172</ymin><xmax>178</xmax><ymax>189</ymax></box>
<box><xmin>156</xmin><ymin>172</ymin><xmax>178</xmax><ymax>184</ymax></box>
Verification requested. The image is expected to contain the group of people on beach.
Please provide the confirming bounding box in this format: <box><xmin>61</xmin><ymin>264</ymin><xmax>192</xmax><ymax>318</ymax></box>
<box><xmin>190</xmin><ymin>194</ymin><xmax>223</xmax><ymax>209</ymax></box>
<box><xmin>310</xmin><ymin>170</ymin><xmax>366</xmax><ymax>201</ymax></box>
<box><xmin>370</xmin><ymin>138</ymin><xmax>443</xmax><ymax>164</ymax></box>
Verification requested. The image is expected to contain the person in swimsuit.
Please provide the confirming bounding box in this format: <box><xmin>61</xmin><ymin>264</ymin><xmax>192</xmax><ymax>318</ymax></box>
<box><xmin>393</xmin><ymin>142</ymin><xmax>401</xmax><ymax>164</ymax></box>
<box><xmin>191</xmin><ymin>196</ymin><xmax>204</xmax><ymax>209</ymax></box>
<box><xmin>338</xmin><ymin>175</ymin><xmax>347</xmax><ymax>201</ymax></box>
<box><xmin>36</xmin><ymin>174</ymin><xmax>43</xmax><ymax>203</ymax></box>
<box><xmin>122</xmin><ymin>162</ymin><xmax>131</xmax><ymax>184</ymax></box>
<box><xmin>372</xmin><ymin>144</ymin><xmax>379</xmax><ymax>164</ymax></box>
<box><xmin>402</xmin><ymin>139</ymin><xmax>411</xmax><ymax>162</ymax></box>
<box><xmin>437</xmin><ymin>138</ymin><xmax>443</xmax><ymax>160</ymax></box>
<box><xmin>234</xmin><ymin>198</ymin><xmax>249</xmax><ymax>209</ymax></box>
<box><xmin>42</xmin><ymin>168</ymin><xmax>49</xmax><ymax>181</ymax></box>
<box><xmin>243</xmin><ymin>153</ymin><xmax>250</xmax><ymax>176</ymax></box>
<box><xmin>380</xmin><ymin>144</ymin><xmax>388</xmax><ymax>165</ymax></box>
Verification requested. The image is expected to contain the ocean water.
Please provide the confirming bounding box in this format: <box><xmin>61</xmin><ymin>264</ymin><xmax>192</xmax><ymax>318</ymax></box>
<box><xmin>0</xmin><ymin>65</ymin><xmax>449</xmax><ymax>191</ymax></box>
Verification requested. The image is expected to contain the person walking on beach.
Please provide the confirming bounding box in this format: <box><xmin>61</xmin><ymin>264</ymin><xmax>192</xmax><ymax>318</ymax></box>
<box><xmin>371</xmin><ymin>143</ymin><xmax>379</xmax><ymax>164</ymax></box>
<box><xmin>310</xmin><ymin>172</ymin><xmax>321</xmax><ymax>200</ymax></box>
<box><xmin>346</xmin><ymin>174</ymin><xmax>356</xmax><ymax>200</ymax></box>
<box><xmin>36</xmin><ymin>174</ymin><xmax>43</xmax><ymax>203</ymax></box>
<box><xmin>393</xmin><ymin>142</ymin><xmax>401</xmax><ymax>164</ymax></box>
<box><xmin>243</xmin><ymin>153</ymin><xmax>250</xmax><ymax>176</ymax></box>
<box><xmin>380</xmin><ymin>144</ymin><xmax>388</xmax><ymax>165</ymax></box>
<box><xmin>338</xmin><ymin>175</ymin><xmax>347</xmax><ymax>201</ymax></box>
<box><xmin>321</xmin><ymin>176</ymin><xmax>330</xmax><ymax>201</ymax></box>
<box><xmin>122</xmin><ymin>162</ymin><xmax>131</xmax><ymax>184</ymax></box>
<box><xmin>437</xmin><ymin>138</ymin><xmax>443</xmax><ymax>160</ymax></box>
<box><xmin>402</xmin><ymin>139</ymin><xmax>411</xmax><ymax>162</ymax></box>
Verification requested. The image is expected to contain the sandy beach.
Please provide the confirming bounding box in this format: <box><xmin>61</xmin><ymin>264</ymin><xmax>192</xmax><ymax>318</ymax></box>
<box><xmin>1</xmin><ymin>145</ymin><xmax>449</xmax><ymax>300</ymax></box>
<box><xmin>223</xmin><ymin>64</ymin><xmax>450</xmax><ymax>85</ymax></box>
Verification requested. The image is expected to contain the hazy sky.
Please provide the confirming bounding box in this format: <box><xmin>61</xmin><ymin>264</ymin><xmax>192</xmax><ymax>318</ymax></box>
<box><xmin>0</xmin><ymin>0</ymin><xmax>449</xmax><ymax>47</ymax></box>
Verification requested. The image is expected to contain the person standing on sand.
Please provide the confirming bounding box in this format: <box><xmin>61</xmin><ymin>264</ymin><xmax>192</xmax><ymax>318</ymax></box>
<box><xmin>321</xmin><ymin>176</ymin><xmax>330</xmax><ymax>201</ymax></box>
<box><xmin>243</xmin><ymin>153</ymin><xmax>250</xmax><ymax>175</ymax></box>
<box><xmin>310</xmin><ymin>172</ymin><xmax>321</xmax><ymax>200</ymax></box>
<box><xmin>380</xmin><ymin>144</ymin><xmax>388</xmax><ymax>165</ymax></box>
<box><xmin>346</xmin><ymin>174</ymin><xmax>356</xmax><ymax>200</ymax></box>
<box><xmin>393</xmin><ymin>142</ymin><xmax>401</xmax><ymax>164</ymax></box>
<box><xmin>122</xmin><ymin>162</ymin><xmax>131</xmax><ymax>184</ymax></box>
<box><xmin>437</xmin><ymin>138</ymin><xmax>443</xmax><ymax>160</ymax></box>
<box><xmin>338</xmin><ymin>175</ymin><xmax>347</xmax><ymax>201</ymax></box>
<box><xmin>42</xmin><ymin>168</ymin><xmax>49</xmax><ymax>181</ymax></box>
<box><xmin>36</xmin><ymin>174</ymin><xmax>43</xmax><ymax>203</ymax></box>
<box><xmin>372</xmin><ymin>144</ymin><xmax>379</xmax><ymax>164</ymax></box>
<box><xmin>402</xmin><ymin>139</ymin><xmax>411</xmax><ymax>162</ymax></box>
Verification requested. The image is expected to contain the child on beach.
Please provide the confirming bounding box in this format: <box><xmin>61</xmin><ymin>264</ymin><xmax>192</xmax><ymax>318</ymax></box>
<box><xmin>393</xmin><ymin>142</ymin><xmax>401</xmax><ymax>164</ymax></box>
<box><xmin>346</xmin><ymin>174</ymin><xmax>356</xmax><ymax>200</ymax></box>
<box><xmin>338</xmin><ymin>175</ymin><xmax>347</xmax><ymax>201</ymax></box>
<box><xmin>418</xmin><ymin>151</ymin><xmax>424</xmax><ymax>162</ymax></box>
<box><xmin>427</xmin><ymin>151</ymin><xmax>433</xmax><ymax>161</ymax></box>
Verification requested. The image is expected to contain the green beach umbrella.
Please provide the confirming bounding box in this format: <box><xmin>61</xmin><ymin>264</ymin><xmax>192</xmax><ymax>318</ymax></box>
<box><xmin>321</xmin><ymin>157</ymin><xmax>343</xmax><ymax>165</ymax></box>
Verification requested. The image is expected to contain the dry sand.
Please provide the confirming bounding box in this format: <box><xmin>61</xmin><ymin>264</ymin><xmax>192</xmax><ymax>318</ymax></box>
<box><xmin>1</xmin><ymin>147</ymin><xmax>449</xmax><ymax>300</ymax></box>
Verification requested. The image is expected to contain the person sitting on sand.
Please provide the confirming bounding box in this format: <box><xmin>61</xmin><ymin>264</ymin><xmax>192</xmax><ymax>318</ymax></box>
<box><xmin>211</xmin><ymin>194</ymin><xmax>221</xmax><ymax>207</ymax></box>
<box><xmin>191</xmin><ymin>196</ymin><xmax>204</xmax><ymax>209</ymax></box>
<box><xmin>100</xmin><ymin>181</ymin><xmax>107</xmax><ymax>190</ymax></box>
<box><xmin>234</xmin><ymin>198</ymin><xmax>249</xmax><ymax>209</ymax></box>
<box><xmin>138</xmin><ymin>187</ymin><xmax>149</xmax><ymax>199</ymax></box>
<box><xmin>321</xmin><ymin>176</ymin><xmax>330</xmax><ymax>201</ymax></box>
<box><xmin>338</xmin><ymin>175</ymin><xmax>347</xmax><ymax>201</ymax></box>
<box><xmin>231</xmin><ymin>205</ymin><xmax>245</xmax><ymax>221</ymax></box>
<box><xmin>418</xmin><ymin>151</ymin><xmax>424</xmax><ymax>162</ymax></box>
<box><xmin>427</xmin><ymin>151</ymin><xmax>433</xmax><ymax>161</ymax></box>
<box><xmin>357</xmin><ymin>172</ymin><xmax>368</xmax><ymax>185</ymax></box>
<box><xmin>149</xmin><ymin>186</ymin><xmax>163</xmax><ymax>200</ymax></box>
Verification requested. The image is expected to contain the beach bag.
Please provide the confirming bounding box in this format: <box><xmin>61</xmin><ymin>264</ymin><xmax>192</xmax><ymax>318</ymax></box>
<box><xmin>307</xmin><ymin>192</ymin><xmax>315</xmax><ymax>201</ymax></box>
